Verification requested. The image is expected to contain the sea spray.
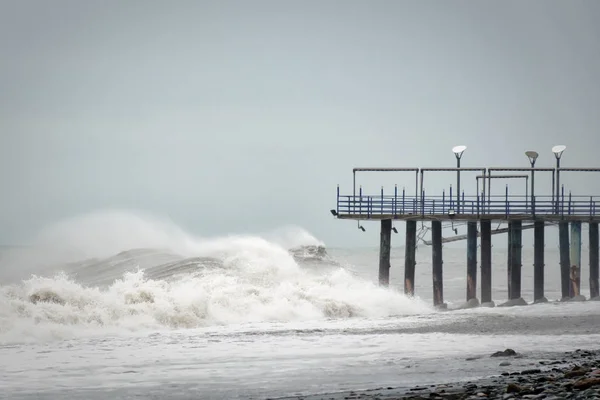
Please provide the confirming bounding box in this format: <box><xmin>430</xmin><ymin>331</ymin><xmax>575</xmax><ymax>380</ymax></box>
<box><xmin>0</xmin><ymin>210</ymin><xmax>433</xmax><ymax>344</ymax></box>
<box><xmin>0</xmin><ymin>258</ymin><xmax>433</xmax><ymax>344</ymax></box>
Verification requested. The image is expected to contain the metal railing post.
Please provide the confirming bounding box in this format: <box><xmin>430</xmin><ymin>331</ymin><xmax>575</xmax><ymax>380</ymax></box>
<box><xmin>336</xmin><ymin>185</ymin><xmax>340</xmax><ymax>214</ymax></box>
<box><xmin>394</xmin><ymin>185</ymin><xmax>398</xmax><ymax>215</ymax></box>
<box><xmin>359</xmin><ymin>186</ymin><xmax>363</xmax><ymax>216</ymax></box>
<box><xmin>442</xmin><ymin>190</ymin><xmax>446</xmax><ymax>214</ymax></box>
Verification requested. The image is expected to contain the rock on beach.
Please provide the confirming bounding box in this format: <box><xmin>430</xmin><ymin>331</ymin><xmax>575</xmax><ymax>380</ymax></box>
<box><xmin>282</xmin><ymin>349</ymin><xmax>600</xmax><ymax>400</ymax></box>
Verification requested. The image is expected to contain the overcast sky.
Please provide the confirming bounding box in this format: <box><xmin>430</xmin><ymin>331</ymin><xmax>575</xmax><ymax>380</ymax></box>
<box><xmin>1</xmin><ymin>0</ymin><xmax>600</xmax><ymax>248</ymax></box>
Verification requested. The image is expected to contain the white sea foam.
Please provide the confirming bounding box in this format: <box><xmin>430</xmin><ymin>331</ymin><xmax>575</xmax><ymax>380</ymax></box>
<box><xmin>0</xmin><ymin>210</ymin><xmax>433</xmax><ymax>344</ymax></box>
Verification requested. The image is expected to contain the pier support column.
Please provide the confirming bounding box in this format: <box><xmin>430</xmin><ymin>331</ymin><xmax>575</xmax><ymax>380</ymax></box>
<box><xmin>559</xmin><ymin>221</ymin><xmax>571</xmax><ymax>300</ymax></box>
<box><xmin>533</xmin><ymin>220</ymin><xmax>547</xmax><ymax>303</ymax></box>
<box><xmin>480</xmin><ymin>220</ymin><xmax>493</xmax><ymax>306</ymax></box>
<box><xmin>404</xmin><ymin>220</ymin><xmax>417</xmax><ymax>296</ymax></box>
<box><xmin>510</xmin><ymin>220</ymin><xmax>523</xmax><ymax>300</ymax></box>
<box><xmin>431</xmin><ymin>220</ymin><xmax>445</xmax><ymax>308</ymax></box>
<box><xmin>507</xmin><ymin>222</ymin><xmax>514</xmax><ymax>299</ymax></box>
<box><xmin>590</xmin><ymin>223</ymin><xmax>599</xmax><ymax>300</ymax></box>
<box><xmin>570</xmin><ymin>221</ymin><xmax>584</xmax><ymax>300</ymax></box>
<box><xmin>466</xmin><ymin>221</ymin><xmax>479</xmax><ymax>305</ymax></box>
<box><xmin>379</xmin><ymin>219</ymin><xmax>392</xmax><ymax>286</ymax></box>
<box><xmin>503</xmin><ymin>221</ymin><xmax>525</xmax><ymax>306</ymax></box>
<box><xmin>507</xmin><ymin>222</ymin><xmax>513</xmax><ymax>298</ymax></box>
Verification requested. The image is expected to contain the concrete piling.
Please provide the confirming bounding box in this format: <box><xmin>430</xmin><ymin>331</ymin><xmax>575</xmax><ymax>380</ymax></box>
<box><xmin>502</xmin><ymin>220</ymin><xmax>526</xmax><ymax>307</ymax></box>
<box><xmin>558</xmin><ymin>221</ymin><xmax>571</xmax><ymax>300</ymax></box>
<box><xmin>404</xmin><ymin>220</ymin><xmax>417</xmax><ymax>296</ymax></box>
<box><xmin>480</xmin><ymin>220</ymin><xmax>493</xmax><ymax>306</ymax></box>
<box><xmin>590</xmin><ymin>222</ymin><xmax>599</xmax><ymax>300</ymax></box>
<box><xmin>379</xmin><ymin>219</ymin><xmax>392</xmax><ymax>286</ymax></box>
<box><xmin>533</xmin><ymin>220</ymin><xmax>547</xmax><ymax>303</ymax></box>
<box><xmin>507</xmin><ymin>222</ymin><xmax>514</xmax><ymax>299</ymax></box>
<box><xmin>510</xmin><ymin>220</ymin><xmax>523</xmax><ymax>300</ymax></box>
<box><xmin>431</xmin><ymin>220</ymin><xmax>445</xmax><ymax>308</ymax></box>
<box><xmin>569</xmin><ymin>221</ymin><xmax>583</xmax><ymax>300</ymax></box>
<box><xmin>466</xmin><ymin>221</ymin><xmax>478</xmax><ymax>303</ymax></box>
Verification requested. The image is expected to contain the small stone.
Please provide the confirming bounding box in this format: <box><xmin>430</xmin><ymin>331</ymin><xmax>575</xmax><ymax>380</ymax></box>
<box><xmin>492</xmin><ymin>349</ymin><xmax>518</xmax><ymax>358</ymax></box>
<box><xmin>500</xmin><ymin>361</ymin><xmax>511</xmax><ymax>367</ymax></box>
<box><xmin>477</xmin><ymin>392</ymin><xmax>487</xmax><ymax>397</ymax></box>
<box><xmin>506</xmin><ymin>383</ymin><xmax>522</xmax><ymax>393</ymax></box>
<box><xmin>522</xmin><ymin>369</ymin><xmax>542</xmax><ymax>375</ymax></box>
<box><xmin>573</xmin><ymin>377</ymin><xmax>600</xmax><ymax>390</ymax></box>
<box><xmin>581</xmin><ymin>388</ymin><xmax>600</xmax><ymax>398</ymax></box>
<box><xmin>565</xmin><ymin>366</ymin><xmax>589</xmax><ymax>378</ymax></box>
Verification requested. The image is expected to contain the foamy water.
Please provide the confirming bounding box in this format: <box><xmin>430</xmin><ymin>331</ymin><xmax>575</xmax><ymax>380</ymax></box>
<box><xmin>1</xmin><ymin>210</ymin><xmax>599</xmax><ymax>399</ymax></box>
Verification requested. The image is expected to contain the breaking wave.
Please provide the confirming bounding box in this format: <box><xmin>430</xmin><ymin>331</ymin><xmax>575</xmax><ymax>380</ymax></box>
<box><xmin>0</xmin><ymin>210</ymin><xmax>432</xmax><ymax>344</ymax></box>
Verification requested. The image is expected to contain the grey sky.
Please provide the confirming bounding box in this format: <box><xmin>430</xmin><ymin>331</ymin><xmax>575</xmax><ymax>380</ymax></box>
<box><xmin>1</xmin><ymin>0</ymin><xmax>600</xmax><ymax>248</ymax></box>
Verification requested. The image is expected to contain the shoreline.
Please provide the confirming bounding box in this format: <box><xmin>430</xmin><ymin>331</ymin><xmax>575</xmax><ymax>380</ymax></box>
<box><xmin>276</xmin><ymin>348</ymin><xmax>600</xmax><ymax>400</ymax></box>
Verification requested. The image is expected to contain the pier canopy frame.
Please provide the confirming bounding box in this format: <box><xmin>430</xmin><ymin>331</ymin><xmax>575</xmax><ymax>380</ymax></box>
<box><xmin>477</xmin><ymin>174</ymin><xmax>529</xmax><ymax>214</ymax></box>
<box><xmin>419</xmin><ymin>167</ymin><xmax>487</xmax><ymax>214</ymax></box>
<box><xmin>352</xmin><ymin>167</ymin><xmax>420</xmax><ymax>206</ymax></box>
<box><xmin>487</xmin><ymin>167</ymin><xmax>556</xmax><ymax>215</ymax></box>
<box><xmin>556</xmin><ymin>168</ymin><xmax>600</xmax><ymax>217</ymax></box>
<box><xmin>334</xmin><ymin>164</ymin><xmax>600</xmax><ymax>222</ymax></box>
<box><xmin>351</xmin><ymin>167</ymin><xmax>419</xmax><ymax>230</ymax></box>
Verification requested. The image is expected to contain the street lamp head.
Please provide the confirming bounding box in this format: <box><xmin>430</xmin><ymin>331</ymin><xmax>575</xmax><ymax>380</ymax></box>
<box><xmin>552</xmin><ymin>145</ymin><xmax>566</xmax><ymax>159</ymax></box>
<box><xmin>452</xmin><ymin>145</ymin><xmax>467</xmax><ymax>159</ymax></box>
<box><xmin>525</xmin><ymin>151</ymin><xmax>539</xmax><ymax>166</ymax></box>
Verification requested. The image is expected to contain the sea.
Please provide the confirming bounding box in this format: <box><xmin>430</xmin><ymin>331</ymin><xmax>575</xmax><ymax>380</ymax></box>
<box><xmin>1</xmin><ymin>211</ymin><xmax>599</xmax><ymax>400</ymax></box>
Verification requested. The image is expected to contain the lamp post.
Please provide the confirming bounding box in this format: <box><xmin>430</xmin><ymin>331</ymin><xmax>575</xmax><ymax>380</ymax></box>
<box><xmin>525</xmin><ymin>151</ymin><xmax>539</xmax><ymax>215</ymax></box>
<box><xmin>552</xmin><ymin>145</ymin><xmax>566</xmax><ymax>213</ymax></box>
<box><xmin>452</xmin><ymin>145</ymin><xmax>467</xmax><ymax>213</ymax></box>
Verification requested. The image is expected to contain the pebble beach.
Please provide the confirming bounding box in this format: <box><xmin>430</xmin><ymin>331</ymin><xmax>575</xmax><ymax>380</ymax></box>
<box><xmin>281</xmin><ymin>349</ymin><xmax>600</xmax><ymax>400</ymax></box>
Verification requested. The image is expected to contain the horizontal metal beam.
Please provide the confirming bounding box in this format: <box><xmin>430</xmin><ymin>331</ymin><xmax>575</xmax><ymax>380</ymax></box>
<box><xmin>420</xmin><ymin>168</ymin><xmax>486</xmax><ymax>172</ymax></box>
<box><xmin>353</xmin><ymin>167</ymin><xmax>419</xmax><ymax>172</ymax></box>
<box><xmin>352</xmin><ymin>167</ymin><xmax>600</xmax><ymax>173</ymax></box>
<box><xmin>558</xmin><ymin>168</ymin><xmax>600</xmax><ymax>172</ymax></box>
<box><xmin>488</xmin><ymin>167</ymin><xmax>555</xmax><ymax>172</ymax></box>
<box><xmin>476</xmin><ymin>175</ymin><xmax>528</xmax><ymax>179</ymax></box>
<box><xmin>336</xmin><ymin>214</ymin><xmax>600</xmax><ymax>222</ymax></box>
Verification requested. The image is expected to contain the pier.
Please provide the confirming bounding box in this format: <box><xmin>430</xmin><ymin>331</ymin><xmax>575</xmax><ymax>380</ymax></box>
<box><xmin>330</xmin><ymin>146</ymin><xmax>600</xmax><ymax>307</ymax></box>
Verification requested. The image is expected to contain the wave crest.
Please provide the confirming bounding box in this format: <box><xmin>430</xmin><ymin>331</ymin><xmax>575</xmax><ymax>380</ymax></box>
<box><xmin>0</xmin><ymin>211</ymin><xmax>433</xmax><ymax>344</ymax></box>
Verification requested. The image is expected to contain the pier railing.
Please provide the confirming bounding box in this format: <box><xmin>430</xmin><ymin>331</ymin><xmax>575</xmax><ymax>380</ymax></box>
<box><xmin>335</xmin><ymin>189</ymin><xmax>600</xmax><ymax>220</ymax></box>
